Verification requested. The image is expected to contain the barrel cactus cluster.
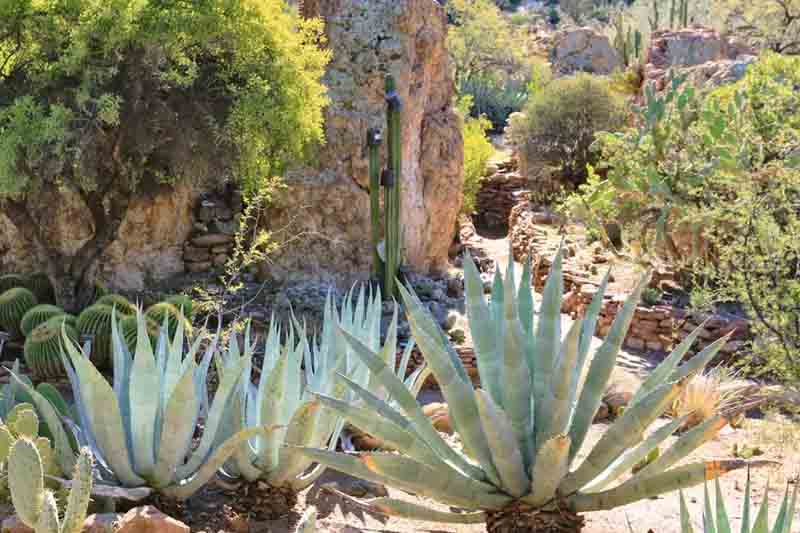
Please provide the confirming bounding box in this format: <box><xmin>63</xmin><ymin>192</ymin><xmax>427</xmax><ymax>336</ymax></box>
<box><xmin>24</xmin><ymin>317</ymin><xmax>80</xmax><ymax>379</ymax></box>
<box><xmin>0</xmin><ymin>288</ymin><xmax>38</xmax><ymax>339</ymax></box>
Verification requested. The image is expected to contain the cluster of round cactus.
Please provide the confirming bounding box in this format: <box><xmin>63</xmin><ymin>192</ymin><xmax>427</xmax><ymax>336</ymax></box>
<box><xmin>24</xmin><ymin>316</ymin><xmax>80</xmax><ymax>379</ymax></box>
<box><xmin>0</xmin><ymin>272</ymin><xmax>196</xmax><ymax>378</ymax></box>
<box><xmin>145</xmin><ymin>301</ymin><xmax>193</xmax><ymax>339</ymax></box>
<box><xmin>0</xmin><ymin>288</ymin><xmax>38</xmax><ymax>339</ymax></box>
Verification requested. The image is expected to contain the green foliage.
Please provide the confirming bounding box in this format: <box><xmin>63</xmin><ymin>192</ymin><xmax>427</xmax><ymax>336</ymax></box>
<box><xmin>0</xmin><ymin>0</ymin><xmax>329</xmax><ymax>198</ymax></box>
<box><xmin>642</xmin><ymin>288</ymin><xmax>663</xmax><ymax>306</ymax></box>
<box><xmin>447</xmin><ymin>0</ymin><xmax>535</xmax><ymax>129</ymax></box>
<box><xmin>563</xmin><ymin>53</ymin><xmax>800</xmax><ymax>383</ymax></box>
<box><xmin>20</xmin><ymin>305</ymin><xmax>65</xmax><ymax>338</ymax></box>
<box><xmin>0</xmin><ymin>288</ymin><xmax>37</xmax><ymax>339</ymax></box>
<box><xmin>457</xmin><ymin>96</ymin><xmax>495</xmax><ymax>215</ymax></box>
<box><xmin>165</xmin><ymin>295</ymin><xmax>193</xmax><ymax>318</ymax></box>
<box><xmin>292</xmin><ymin>250</ymin><xmax>748</xmax><ymax>526</ymax></box>
<box><xmin>24</xmin><ymin>317</ymin><xmax>79</xmax><ymax>379</ymax></box>
<box><xmin>509</xmin><ymin>74</ymin><xmax>626</xmax><ymax>186</ymax></box>
<box><xmin>7</xmin><ymin>440</ymin><xmax>93</xmax><ymax>533</ymax></box>
<box><xmin>680</xmin><ymin>470</ymin><xmax>798</xmax><ymax>533</ymax></box>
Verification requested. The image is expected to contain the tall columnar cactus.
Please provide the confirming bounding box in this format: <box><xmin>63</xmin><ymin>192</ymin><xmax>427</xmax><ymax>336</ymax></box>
<box><xmin>21</xmin><ymin>305</ymin><xmax>66</xmax><ymax>337</ymax></box>
<box><xmin>0</xmin><ymin>288</ymin><xmax>38</xmax><ymax>339</ymax></box>
<box><xmin>383</xmin><ymin>75</ymin><xmax>402</xmax><ymax>298</ymax></box>
<box><xmin>680</xmin><ymin>0</ymin><xmax>689</xmax><ymax>28</ymax></box>
<box><xmin>7</xmin><ymin>440</ymin><xmax>93</xmax><ymax>533</ymax></box>
<box><xmin>24</xmin><ymin>317</ymin><xmax>79</xmax><ymax>379</ymax></box>
<box><xmin>367</xmin><ymin>128</ymin><xmax>383</xmax><ymax>279</ymax></box>
<box><xmin>295</xmin><ymin>250</ymin><xmax>759</xmax><ymax>532</ymax></box>
<box><xmin>76</xmin><ymin>304</ymin><xmax>115</xmax><ymax>367</ymax></box>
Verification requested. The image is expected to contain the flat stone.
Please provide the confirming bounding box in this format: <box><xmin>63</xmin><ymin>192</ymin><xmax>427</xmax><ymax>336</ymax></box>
<box><xmin>213</xmin><ymin>254</ymin><xmax>229</xmax><ymax>267</ymax></box>
<box><xmin>191</xmin><ymin>233</ymin><xmax>233</xmax><ymax>247</ymax></box>
<box><xmin>183</xmin><ymin>246</ymin><xmax>210</xmax><ymax>262</ymax></box>
<box><xmin>116</xmin><ymin>506</ymin><xmax>189</xmax><ymax>533</ymax></box>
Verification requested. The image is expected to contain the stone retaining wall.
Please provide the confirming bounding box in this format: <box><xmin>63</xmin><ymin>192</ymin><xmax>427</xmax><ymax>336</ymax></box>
<box><xmin>182</xmin><ymin>188</ymin><xmax>243</xmax><ymax>274</ymax></box>
<box><xmin>474</xmin><ymin>159</ymin><xmax>530</xmax><ymax>231</ymax></box>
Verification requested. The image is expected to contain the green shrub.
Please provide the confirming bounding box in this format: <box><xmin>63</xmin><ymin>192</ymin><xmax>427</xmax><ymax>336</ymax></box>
<box><xmin>457</xmin><ymin>96</ymin><xmax>495</xmax><ymax>214</ymax></box>
<box><xmin>563</xmin><ymin>53</ymin><xmax>800</xmax><ymax>383</ymax></box>
<box><xmin>509</xmin><ymin>74</ymin><xmax>626</xmax><ymax>187</ymax></box>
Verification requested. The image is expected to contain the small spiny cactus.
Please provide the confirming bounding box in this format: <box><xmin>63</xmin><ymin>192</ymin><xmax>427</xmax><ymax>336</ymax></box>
<box><xmin>0</xmin><ymin>274</ymin><xmax>26</xmax><ymax>295</ymax></box>
<box><xmin>24</xmin><ymin>273</ymin><xmax>55</xmax><ymax>304</ymax></box>
<box><xmin>119</xmin><ymin>314</ymin><xmax>160</xmax><ymax>354</ymax></box>
<box><xmin>76</xmin><ymin>305</ymin><xmax>116</xmax><ymax>367</ymax></box>
<box><xmin>145</xmin><ymin>302</ymin><xmax>192</xmax><ymax>339</ymax></box>
<box><xmin>0</xmin><ymin>288</ymin><xmax>38</xmax><ymax>339</ymax></box>
<box><xmin>20</xmin><ymin>305</ymin><xmax>66</xmax><ymax>338</ymax></box>
<box><xmin>95</xmin><ymin>294</ymin><xmax>137</xmax><ymax>317</ymax></box>
<box><xmin>24</xmin><ymin>317</ymin><xmax>79</xmax><ymax>379</ymax></box>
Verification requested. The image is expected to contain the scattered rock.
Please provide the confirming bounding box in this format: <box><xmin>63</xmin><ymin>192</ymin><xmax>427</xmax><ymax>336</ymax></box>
<box><xmin>322</xmin><ymin>479</ymin><xmax>388</xmax><ymax>499</ymax></box>
<box><xmin>2</xmin><ymin>516</ymin><xmax>32</xmax><ymax>533</ymax></box>
<box><xmin>550</xmin><ymin>26</ymin><xmax>622</xmax><ymax>76</ymax></box>
<box><xmin>423</xmin><ymin>402</ymin><xmax>453</xmax><ymax>434</ymax></box>
<box><xmin>83</xmin><ymin>513</ymin><xmax>121</xmax><ymax>533</ymax></box>
<box><xmin>116</xmin><ymin>506</ymin><xmax>189</xmax><ymax>533</ymax></box>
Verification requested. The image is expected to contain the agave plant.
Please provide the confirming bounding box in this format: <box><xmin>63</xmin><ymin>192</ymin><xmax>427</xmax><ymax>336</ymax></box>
<box><xmin>680</xmin><ymin>468</ymin><xmax>798</xmax><ymax>533</ymax></box>
<box><xmin>214</xmin><ymin>286</ymin><xmax>427</xmax><ymax>518</ymax></box>
<box><xmin>58</xmin><ymin>310</ymin><xmax>271</xmax><ymax>500</ymax></box>
<box><xmin>296</xmin><ymin>252</ymin><xmax>752</xmax><ymax>532</ymax></box>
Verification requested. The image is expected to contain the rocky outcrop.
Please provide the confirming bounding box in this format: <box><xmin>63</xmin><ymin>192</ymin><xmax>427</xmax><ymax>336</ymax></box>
<box><xmin>0</xmin><ymin>184</ymin><xmax>198</xmax><ymax>291</ymax></box>
<box><xmin>550</xmin><ymin>27</ymin><xmax>622</xmax><ymax>76</ymax></box>
<box><xmin>260</xmin><ymin>0</ymin><xmax>463</xmax><ymax>285</ymax></box>
<box><xmin>645</xmin><ymin>26</ymin><xmax>757</xmax><ymax>90</ymax></box>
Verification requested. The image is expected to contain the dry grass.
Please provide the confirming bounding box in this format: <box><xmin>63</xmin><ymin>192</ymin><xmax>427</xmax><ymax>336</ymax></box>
<box><xmin>670</xmin><ymin>366</ymin><xmax>752</xmax><ymax>430</ymax></box>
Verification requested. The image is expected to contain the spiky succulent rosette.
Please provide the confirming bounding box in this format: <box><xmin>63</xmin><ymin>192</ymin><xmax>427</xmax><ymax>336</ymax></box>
<box><xmin>214</xmin><ymin>285</ymin><xmax>429</xmax><ymax>520</ymax></box>
<box><xmin>294</xmin><ymin>250</ymin><xmax>751</xmax><ymax>532</ymax></box>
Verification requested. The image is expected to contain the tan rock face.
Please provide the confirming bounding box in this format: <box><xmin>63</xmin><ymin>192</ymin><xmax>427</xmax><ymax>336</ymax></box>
<box><xmin>0</xmin><ymin>183</ymin><xmax>197</xmax><ymax>291</ymax></box>
<box><xmin>260</xmin><ymin>0</ymin><xmax>463</xmax><ymax>285</ymax></box>
<box><xmin>550</xmin><ymin>27</ymin><xmax>622</xmax><ymax>76</ymax></box>
<box><xmin>645</xmin><ymin>26</ymin><xmax>757</xmax><ymax>91</ymax></box>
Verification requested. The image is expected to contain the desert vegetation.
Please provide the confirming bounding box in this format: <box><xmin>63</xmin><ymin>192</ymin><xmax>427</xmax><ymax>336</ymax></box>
<box><xmin>0</xmin><ymin>0</ymin><xmax>798</xmax><ymax>532</ymax></box>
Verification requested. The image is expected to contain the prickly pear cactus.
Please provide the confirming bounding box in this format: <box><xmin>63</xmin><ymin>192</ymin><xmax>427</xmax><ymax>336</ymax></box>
<box><xmin>7</xmin><ymin>439</ymin><xmax>93</xmax><ymax>533</ymax></box>
<box><xmin>21</xmin><ymin>305</ymin><xmax>66</xmax><ymax>338</ymax></box>
<box><xmin>0</xmin><ymin>288</ymin><xmax>38</xmax><ymax>339</ymax></box>
<box><xmin>24</xmin><ymin>317</ymin><xmax>79</xmax><ymax>379</ymax></box>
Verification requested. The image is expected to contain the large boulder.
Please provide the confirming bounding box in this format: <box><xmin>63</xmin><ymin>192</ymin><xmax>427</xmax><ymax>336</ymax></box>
<box><xmin>0</xmin><ymin>184</ymin><xmax>197</xmax><ymax>291</ymax></box>
<box><xmin>550</xmin><ymin>27</ymin><xmax>622</xmax><ymax>76</ymax></box>
<box><xmin>260</xmin><ymin>0</ymin><xmax>463</xmax><ymax>285</ymax></box>
<box><xmin>645</xmin><ymin>26</ymin><xmax>757</xmax><ymax>90</ymax></box>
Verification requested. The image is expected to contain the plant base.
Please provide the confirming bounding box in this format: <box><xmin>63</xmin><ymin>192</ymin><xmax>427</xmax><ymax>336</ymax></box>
<box><xmin>486</xmin><ymin>503</ymin><xmax>585</xmax><ymax>533</ymax></box>
<box><xmin>223</xmin><ymin>481</ymin><xmax>298</xmax><ymax>521</ymax></box>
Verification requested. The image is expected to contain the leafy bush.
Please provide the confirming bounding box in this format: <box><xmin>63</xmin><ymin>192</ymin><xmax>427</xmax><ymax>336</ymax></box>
<box><xmin>509</xmin><ymin>74</ymin><xmax>626</xmax><ymax>187</ymax></box>
<box><xmin>0</xmin><ymin>0</ymin><xmax>329</xmax><ymax>309</ymax></box>
<box><xmin>447</xmin><ymin>0</ymin><xmax>534</xmax><ymax>130</ymax></box>
<box><xmin>457</xmin><ymin>96</ymin><xmax>495</xmax><ymax>214</ymax></box>
<box><xmin>563</xmin><ymin>53</ymin><xmax>800</xmax><ymax>383</ymax></box>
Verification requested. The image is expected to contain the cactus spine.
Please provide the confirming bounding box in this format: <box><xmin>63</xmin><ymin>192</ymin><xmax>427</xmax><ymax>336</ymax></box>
<box><xmin>384</xmin><ymin>75</ymin><xmax>402</xmax><ymax>298</ymax></box>
<box><xmin>20</xmin><ymin>305</ymin><xmax>66</xmax><ymax>337</ymax></box>
<box><xmin>0</xmin><ymin>288</ymin><xmax>38</xmax><ymax>339</ymax></box>
<box><xmin>8</xmin><ymin>439</ymin><xmax>93</xmax><ymax>533</ymax></box>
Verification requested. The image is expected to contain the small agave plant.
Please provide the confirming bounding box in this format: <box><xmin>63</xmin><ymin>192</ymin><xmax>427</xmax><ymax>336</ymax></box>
<box><xmin>57</xmin><ymin>310</ymin><xmax>271</xmax><ymax>500</ymax></box>
<box><xmin>679</xmin><ymin>468</ymin><xmax>798</xmax><ymax>533</ymax></box>
<box><xmin>213</xmin><ymin>286</ymin><xmax>428</xmax><ymax>517</ymax></box>
<box><xmin>296</xmin><ymin>251</ymin><xmax>753</xmax><ymax>533</ymax></box>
